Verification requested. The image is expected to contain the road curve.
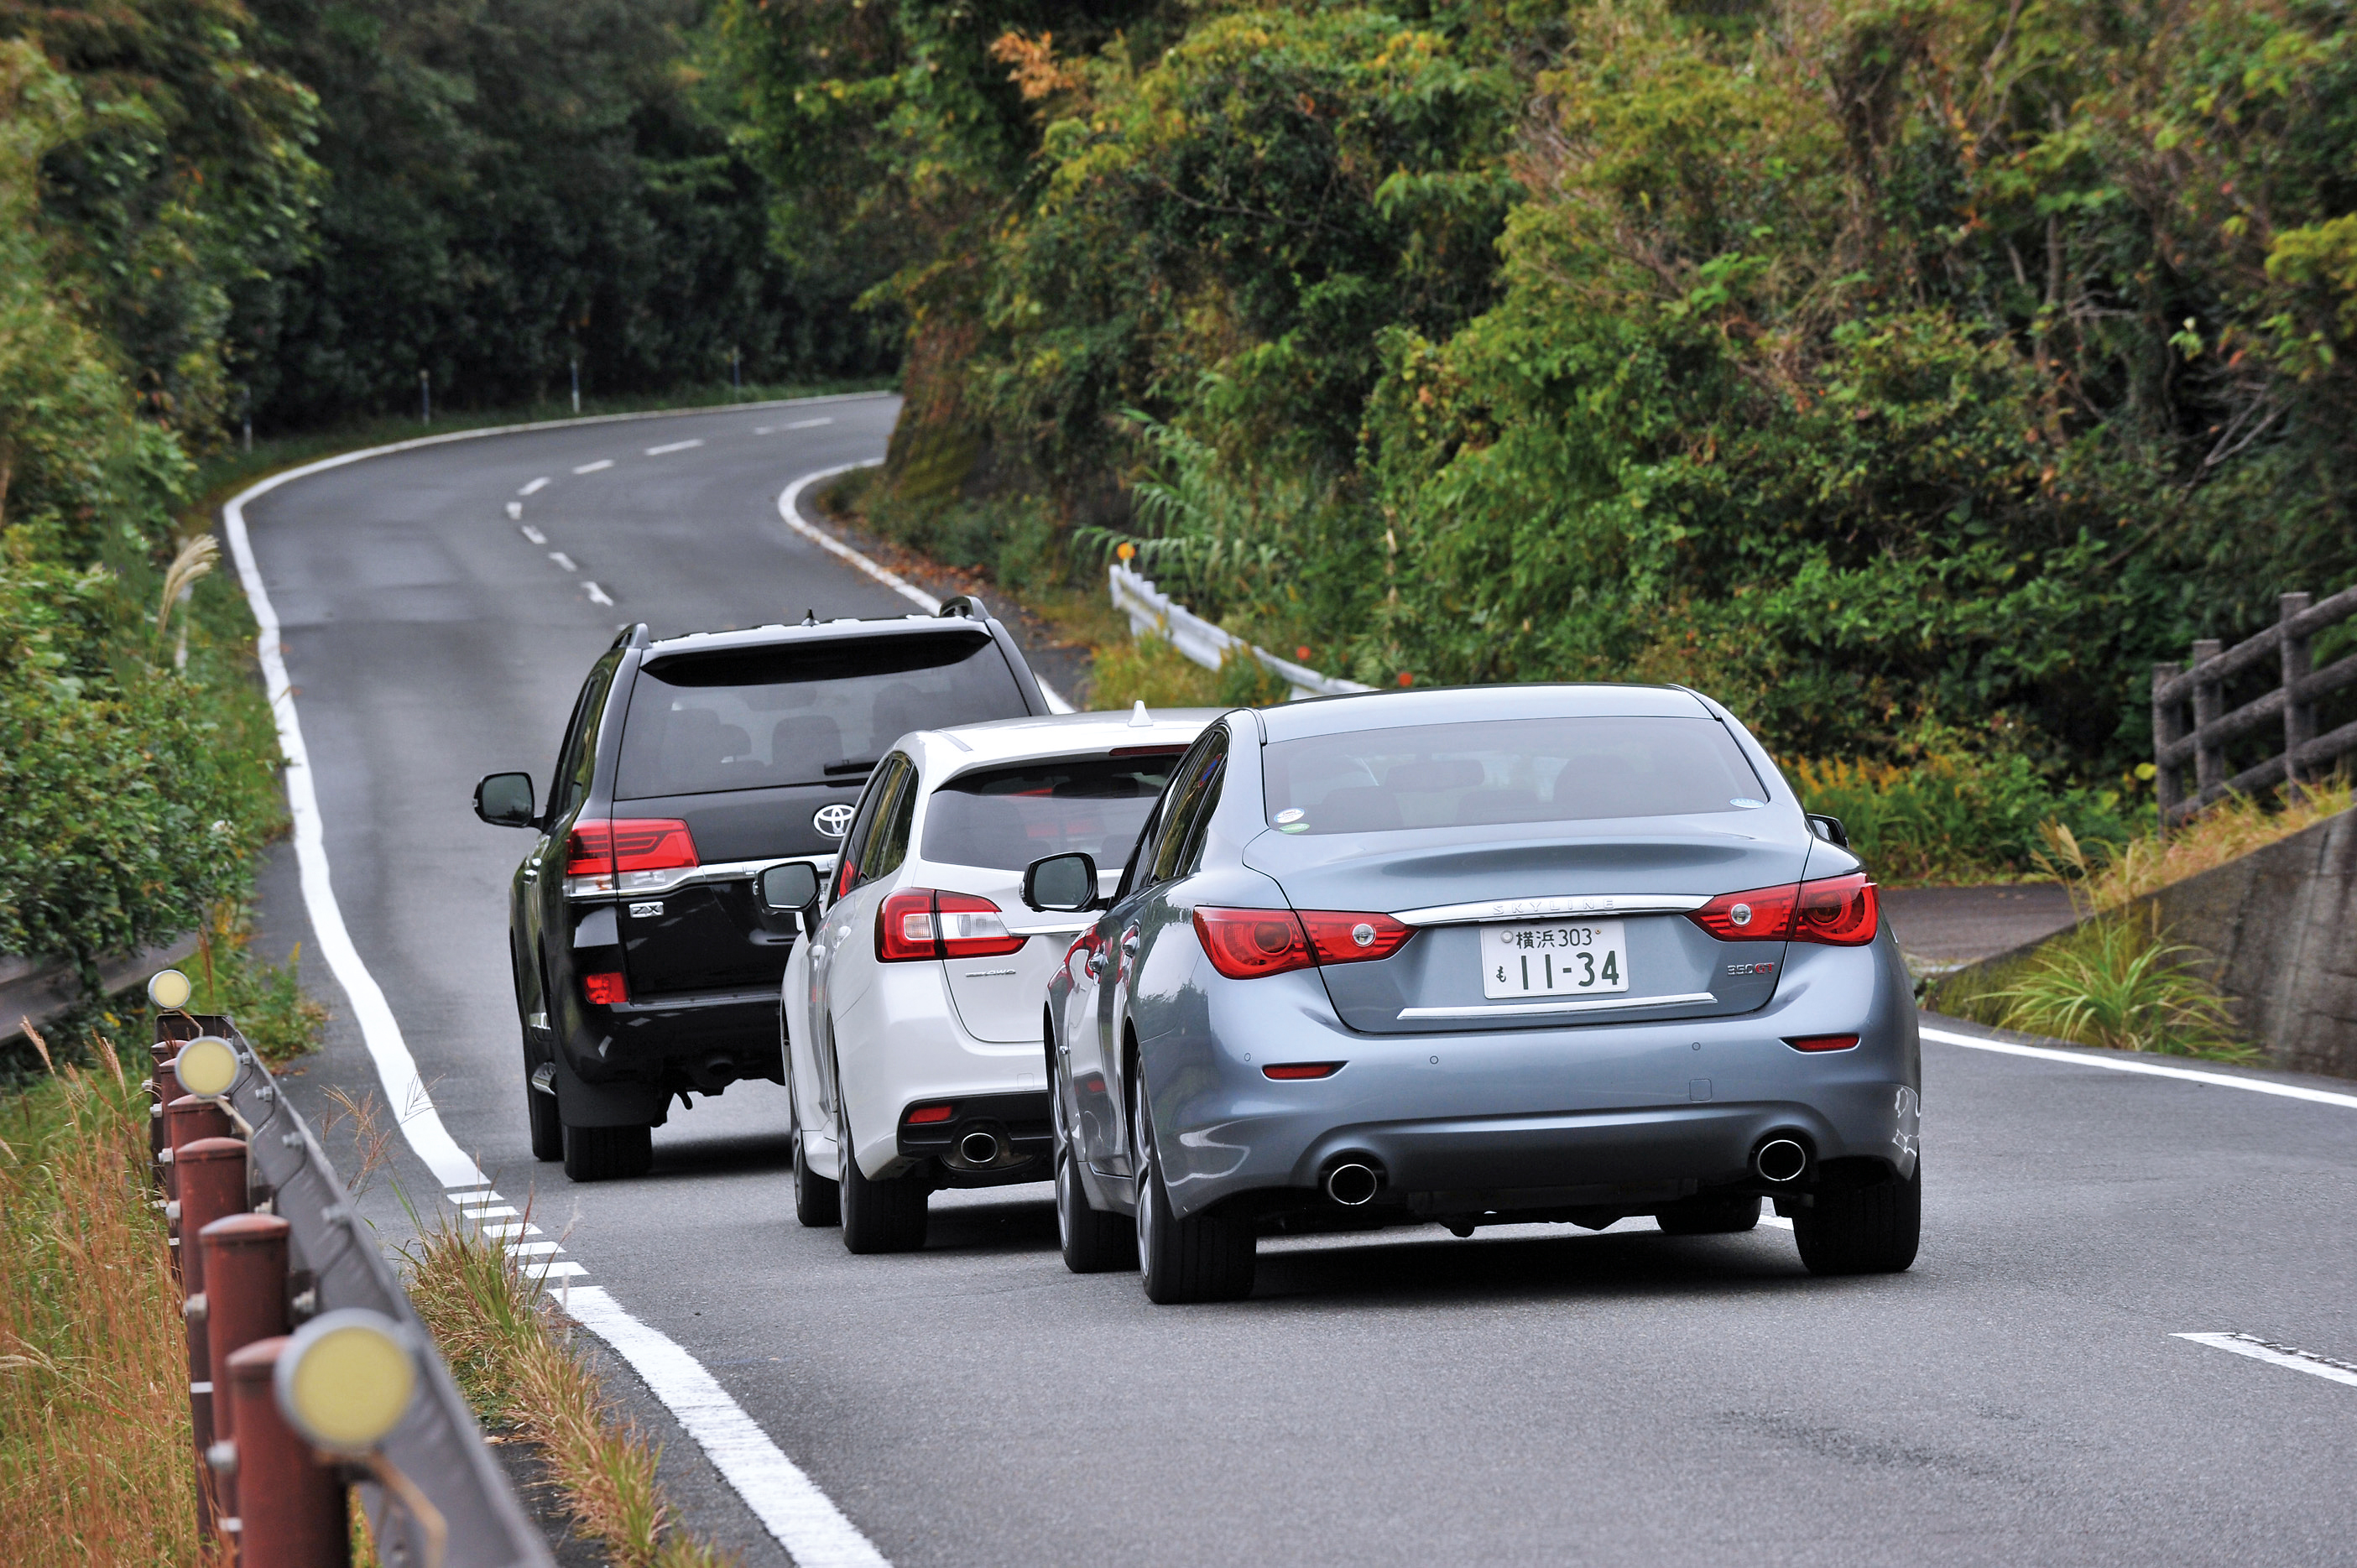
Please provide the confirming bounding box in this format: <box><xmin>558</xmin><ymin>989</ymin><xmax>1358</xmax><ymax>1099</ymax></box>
<box><xmin>237</xmin><ymin>399</ymin><xmax>2357</xmax><ymax>1568</ymax></box>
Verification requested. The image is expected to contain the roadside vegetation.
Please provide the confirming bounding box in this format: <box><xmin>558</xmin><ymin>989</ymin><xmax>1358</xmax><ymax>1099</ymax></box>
<box><xmin>400</xmin><ymin>1211</ymin><xmax>736</xmax><ymax>1568</ymax></box>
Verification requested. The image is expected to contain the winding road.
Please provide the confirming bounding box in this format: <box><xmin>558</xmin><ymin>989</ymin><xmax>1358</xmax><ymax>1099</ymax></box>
<box><xmin>233</xmin><ymin>398</ymin><xmax>2357</xmax><ymax>1568</ymax></box>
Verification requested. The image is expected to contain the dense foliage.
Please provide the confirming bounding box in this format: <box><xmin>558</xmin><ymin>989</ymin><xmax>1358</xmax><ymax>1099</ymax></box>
<box><xmin>730</xmin><ymin>0</ymin><xmax>2357</xmax><ymax>790</ymax></box>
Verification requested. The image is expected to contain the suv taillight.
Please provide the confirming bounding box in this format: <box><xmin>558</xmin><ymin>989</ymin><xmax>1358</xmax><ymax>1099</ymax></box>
<box><xmin>878</xmin><ymin>890</ymin><xmax>1027</xmax><ymax>962</ymax></box>
<box><xmin>1687</xmin><ymin>873</ymin><xmax>1877</xmax><ymax>946</ymax></box>
<box><xmin>565</xmin><ymin>818</ymin><xmax>697</xmax><ymax>897</ymax></box>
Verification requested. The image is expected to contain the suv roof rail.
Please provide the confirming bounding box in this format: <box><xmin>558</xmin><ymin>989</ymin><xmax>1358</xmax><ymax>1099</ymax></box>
<box><xmin>936</xmin><ymin>594</ymin><xmax>990</xmax><ymax>623</ymax></box>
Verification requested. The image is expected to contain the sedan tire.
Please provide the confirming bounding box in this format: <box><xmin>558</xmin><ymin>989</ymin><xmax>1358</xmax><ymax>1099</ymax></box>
<box><xmin>1794</xmin><ymin>1160</ymin><xmax>1921</xmax><ymax>1275</ymax></box>
<box><xmin>561</xmin><ymin>1121</ymin><xmax>652</xmax><ymax>1182</ymax></box>
<box><xmin>1134</xmin><ymin>1091</ymin><xmax>1254</xmax><ymax>1304</ymax></box>
<box><xmin>838</xmin><ymin>1093</ymin><xmax>928</xmax><ymax>1254</ymax></box>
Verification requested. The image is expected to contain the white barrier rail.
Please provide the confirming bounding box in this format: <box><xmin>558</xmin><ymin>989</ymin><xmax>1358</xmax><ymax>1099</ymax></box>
<box><xmin>1108</xmin><ymin>562</ymin><xmax>1370</xmax><ymax>701</ymax></box>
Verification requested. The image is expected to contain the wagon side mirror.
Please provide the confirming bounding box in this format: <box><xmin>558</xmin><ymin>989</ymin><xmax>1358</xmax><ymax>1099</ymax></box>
<box><xmin>474</xmin><ymin>772</ymin><xmax>536</xmax><ymax>828</ymax></box>
<box><xmin>1022</xmin><ymin>852</ymin><xmax>1100</xmax><ymax>914</ymax></box>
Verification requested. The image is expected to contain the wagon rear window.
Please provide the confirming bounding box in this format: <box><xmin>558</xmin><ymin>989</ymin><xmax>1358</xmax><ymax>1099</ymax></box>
<box><xmin>922</xmin><ymin>755</ymin><xmax>1184</xmax><ymax>871</ymax></box>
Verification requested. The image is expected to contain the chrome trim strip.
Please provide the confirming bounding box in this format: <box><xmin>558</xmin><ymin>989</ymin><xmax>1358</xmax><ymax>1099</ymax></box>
<box><xmin>1005</xmin><ymin>919</ymin><xmax>1091</xmax><ymax>937</ymax></box>
<box><xmin>1392</xmin><ymin>893</ymin><xmax>1710</xmax><ymax>927</ymax></box>
<box><xmin>565</xmin><ymin>852</ymin><xmax>838</xmax><ymax>902</ymax></box>
<box><xmin>1398</xmin><ymin>991</ymin><xmax>1718</xmax><ymax>1021</ymax></box>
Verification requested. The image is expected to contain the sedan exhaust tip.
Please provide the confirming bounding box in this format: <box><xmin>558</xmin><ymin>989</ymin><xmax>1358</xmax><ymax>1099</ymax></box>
<box><xmin>1753</xmin><ymin>1135</ymin><xmax>1810</xmax><ymax>1185</ymax></box>
<box><xmin>1323</xmin><ymin>1160</ymin><xmax>1382</xmax><ymax>1207</ymax></box>
<box><xmin>958</xmin><ymin>1131</ymin><xmax>1002</xmax><ymax>1166</ymax></box>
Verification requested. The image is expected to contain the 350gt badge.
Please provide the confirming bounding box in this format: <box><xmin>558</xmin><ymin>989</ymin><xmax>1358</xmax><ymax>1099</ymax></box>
<box><xmin>1725</xmin><ymin>961</ymin><xmax>1776</xmax><ymax>977</ymax></box>
<box><xmin>812</xmin><ymin>803</ymin><xmax>856</xmax><ymax>838</ymax></box>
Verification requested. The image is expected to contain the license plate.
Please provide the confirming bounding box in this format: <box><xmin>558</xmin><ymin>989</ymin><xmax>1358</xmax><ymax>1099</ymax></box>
<box><xmin>1480</xmin><ymin>919</ymin><xmax>1628</xmax><ymax>1000</ymax></box>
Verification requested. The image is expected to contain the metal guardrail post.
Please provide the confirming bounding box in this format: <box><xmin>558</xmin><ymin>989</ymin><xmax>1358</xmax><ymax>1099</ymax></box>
<box><xmin>166</xmin><ymin>1094</ymin><xmax>234</xmax><ymax>1199</ymax></box>
<box><xmin>149</xmin><ymin>1044</ymin><xmax>178</xmax><ymax>1171</ymax></box>
<box><xmin>2191</xmin><ymin>638</ymin><xmax>2224</xmax><ymax>800</ymax></box>
<box><xmin>223</xmin><ymin>1336</ymin><xmax>348</xmax><ymax>1568</ymax></box>
<box><xmin>202</xmin><ymin>1211</ymin><xmax>293</xmax><ymax>1538</ymax></box>
<box><xmin>2281</xmin><ymin>591</ymin><xmax>2315</xmax><ymax>797</ymax></box>
<box><xmin>179</xmin><ymin>1134</ymin><xmax>250</xmax><ymax>1536</ymax></box>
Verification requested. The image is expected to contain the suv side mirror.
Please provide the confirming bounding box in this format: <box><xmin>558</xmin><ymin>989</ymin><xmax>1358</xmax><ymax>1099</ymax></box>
<box><xmin>759</xmin><ymin>862</ymin><xmax>821</xmax><ymax>922</ymax></box>
<box><xmin>475</xmin><ymin>772</ymin><xmax>537</xmax><ymax>828</ymax></box>
<box><xmin>1022</xmin><ymin>852</ymin><xmax>1100</xmax><ymax>914</ymax></box>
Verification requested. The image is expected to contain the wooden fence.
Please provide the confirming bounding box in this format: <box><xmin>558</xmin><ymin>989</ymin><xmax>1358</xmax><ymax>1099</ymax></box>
<box><xmin>2152</xmin><ymin>586</ymin><xmax>2357</xmax><ymax>826</ymax></box>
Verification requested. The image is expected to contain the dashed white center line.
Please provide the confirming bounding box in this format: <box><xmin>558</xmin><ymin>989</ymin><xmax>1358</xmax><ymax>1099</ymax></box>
<box><xmin>584</xmin><ymin>581</ymin><xmax>614</xmax><ymax>607</ymax></box>
<box><xmin>2177</xmin><ymin>1332</ymin><xmax>2357</xmax><ymax>1388</ymax></box>
<box><xmin>504</xmin><ymin>500</ymin><xmax>523</xmax><ymax>519</ymax></box>
<box><xmin>519</xmin><ymin>524</ymin><xmax>546</xmax><ymax>544</ymax></box>
<box><xmin>645</xmin><ymin>438</ymin><xmax>704</xmax><ymax>455</ymax></box>
<box><xmin>782</xmin><ymin>416</ymin><xmax>833</xmax><ymax>430</ymax></box>
<box><xmin>549</xmin><ymin>551</ymin><xmax>577</xmax><ymax>571</ymax></box>
<box><xmin>520</xmin><ymin>476</ymin><xmax>551</xmax><ymax>495</ymax></box>
<box><xmin>572</xmin><ymin>458</ymin><xmax>614</xmax><ymax>474</ymax></box>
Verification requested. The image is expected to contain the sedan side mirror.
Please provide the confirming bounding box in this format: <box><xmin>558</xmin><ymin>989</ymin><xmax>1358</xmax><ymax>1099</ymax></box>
<box><xmin>1805</xmin><ymin>813</ymin><xmax>1851</xmax><ymax>850</ymax></box>
<box><xmin>759</xmin><ymin>862</ymin><xmax>821</xmax><ymax>925</ymax></box>
<box><xmin>475</xmin><ymin>771</ymin><xmax>537</xmax><ymax>828</ymax></box>
<box><xmin>1022</xmin><ymin>852</ymin><xmax>1100</xmax><ymax>914</ymax></box>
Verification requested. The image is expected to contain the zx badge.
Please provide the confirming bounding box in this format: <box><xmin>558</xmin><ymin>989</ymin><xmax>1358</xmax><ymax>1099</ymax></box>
<box><xmin>1724</xmin><ymin>961</ymin><xmax>1776</xmax><ymax>977</ymax></box>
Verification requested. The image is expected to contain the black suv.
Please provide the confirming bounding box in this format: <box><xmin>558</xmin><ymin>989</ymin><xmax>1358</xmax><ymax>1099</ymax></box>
<box><xmin>473</xmin><ymin>599</ymin><xmax>1054</xmax><ymax>1180</ymax></box>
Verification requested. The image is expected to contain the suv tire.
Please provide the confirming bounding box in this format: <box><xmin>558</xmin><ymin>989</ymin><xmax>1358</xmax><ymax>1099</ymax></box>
<box><xmin>561</xmin><ymin>1121</ymin><xmax>652</xmax><ymax>1182</ymax></box>
<box><xmin>1794</xmin><ymin>1159</ymin><xmax>1921</xmax><ymax>1275</ymax></box>
<box><xmin>1134</xmin><ymin>1087</ymin><xmax>1253</xmax><ymax>1304</ymax></box>
<box><xmin>838</xmin><ymin>1093</ymin><xmax>927</xmax><ymax>1253</ymax></box>
<box><xmin>1656</xmin><ymin>1194</ymin><xmax>1760</xmax><ymax>1235</ymax></box>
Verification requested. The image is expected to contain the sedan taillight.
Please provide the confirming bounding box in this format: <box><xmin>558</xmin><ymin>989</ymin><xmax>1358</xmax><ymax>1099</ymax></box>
<box><xmin>1193</xmin><ymin>909</ymin><xmax>1314</xmax><ymax>979</ymax></box>
<box><xmin>1687</xmin><ymin>873</ymin><xmax>1878</xmax><ymax>945</ymax></box>
<box><xmin>1296</xmin><ymin>910</ymin><xmax>1416</xmax><ymax>965</ymax></box>
<box><xmin>878</xmin><ymin>889</ymin><xmax>1027</xmax><ymax>962</ymax></box>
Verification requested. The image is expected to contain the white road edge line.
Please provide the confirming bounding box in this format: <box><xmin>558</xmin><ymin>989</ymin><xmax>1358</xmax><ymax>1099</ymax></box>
<box><xmin>783</xmin><ymin>416</ymin><xmax>833</xmax><ymax>430</ymax></box>
<box><xmin>646</xmin><ymin>438</ymin><xmax>705</xmax><ymax>455</ymax></box>
<box><xmin>562</xmin><ymin>1287</ymin><xmax>892</xmax><ymax>1568</ymax></box>
<box><xmin>776</xmin><ymin>462</ymin><xmax>1074</xmax><ymax>713</ymax></box>
<box><xmin>520</xmin><ymin>477</ymin><xmax>551</xmax><ymax>495</ymax></box>
<box><xmin>549</xmin><ymin>551</ymin><xmax>577</xmax><ymax>572</ymax></box>
<box><xmin>584</xmin><ymin>581</ymin><xmax>614</xmax><ymax>607</ymax></box>
<box><xmin>505</xmin><ymin>501</ymin><xmax>522</xmax><ymax>519</ymax></box>
<box><xmin>2175</xmin><ymin>1332</ymin><xmax>2357</xmax><ymax>1388</ymax></box>
<box><xmin>219</xmin><ymin>393</ymin><xmax>905</xmax><ymax>1568</ymax></box>
<box><xmin>573</xmin><ymin>458</ymin><xmax>614</xmax><ymax>474</ymax></box>
<box><xmin>520</xmin><ymin>524</ymin><xmax>547</xmax><ymax>544</ymax></box>
<box><xmin>1921</xmin><ymin>1024</ymin><xmax>2357</xmax><ymax>1111</ymax></box>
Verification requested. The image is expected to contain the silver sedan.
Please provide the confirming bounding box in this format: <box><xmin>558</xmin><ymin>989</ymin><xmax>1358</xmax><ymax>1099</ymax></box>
<box><xmin>1029</xmin><ymin>684</ymin><xmax>1921</xmax><ymax>1304</ymax></box>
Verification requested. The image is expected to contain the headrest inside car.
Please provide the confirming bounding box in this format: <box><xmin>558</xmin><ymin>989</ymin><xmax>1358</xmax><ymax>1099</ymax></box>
<box><xmin>1384</xmin><ymin>758</ymin><xmax>1485</xmax><ymax>793</ymax></box>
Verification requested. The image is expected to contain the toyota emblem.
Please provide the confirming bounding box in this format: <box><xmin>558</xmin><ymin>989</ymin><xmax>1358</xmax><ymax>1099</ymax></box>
<box><xmin>813</xmin><ymin>803</ymin><xmax>857</xmax><ymax>838</ymax></box>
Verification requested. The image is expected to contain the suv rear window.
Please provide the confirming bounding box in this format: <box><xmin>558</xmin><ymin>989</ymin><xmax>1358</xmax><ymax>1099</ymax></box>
<box><xmin>615</xmin><ymin>634</ymin><xmax>1025</xmax><ymax>800</ymax></box>
<box><xmin>921</xmin><ymin>753</ymin><xmax>1185</xmax><ymax>871</ymax></box>
<box><xmin>1262</xmin><ymin>716</ymin><xmax>1769</xmax><ymax>835</ymax></box>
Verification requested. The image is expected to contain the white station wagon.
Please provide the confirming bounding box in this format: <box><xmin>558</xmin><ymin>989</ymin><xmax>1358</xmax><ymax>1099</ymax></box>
<box><xmin>777</xmin><ymin>707</ymin><xmax>1216</xmax><ymax>1251</ymax></box>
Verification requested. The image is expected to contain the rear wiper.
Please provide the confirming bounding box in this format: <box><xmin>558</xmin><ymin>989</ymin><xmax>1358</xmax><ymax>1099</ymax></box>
<box><xmin>823</xmin><ymin>758</ymin><xmax>878</xmax><ymax>775</ymax></box>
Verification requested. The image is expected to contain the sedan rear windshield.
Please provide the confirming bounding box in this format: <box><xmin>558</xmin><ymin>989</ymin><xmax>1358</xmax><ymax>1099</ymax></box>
<box><xmin>922</xmin><ymin>753</ymin><xmax>1184</xmax><ymax>871</ymax></box>
<box><xmin>1262</xmin><ymin>716</ymin><xmax>1770</xmax><ymax>835</ymax></box>
<box><xmin>615</xmin><ymin>634</ymin><xmax>1025</xmax><ymax>800</ymax></box>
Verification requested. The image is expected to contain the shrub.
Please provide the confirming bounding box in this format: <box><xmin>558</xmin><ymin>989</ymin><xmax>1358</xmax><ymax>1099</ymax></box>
<box><xmin>1791</xmin><ymin>746</ymin><xmax>2135</xmax><ymax>886</ymax></box>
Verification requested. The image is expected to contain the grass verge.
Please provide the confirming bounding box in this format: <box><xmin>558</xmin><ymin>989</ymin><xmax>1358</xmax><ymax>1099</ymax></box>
<box><xmin>399</xmin><ymin>1206</ymin><xmax>736</xmax><ymax>1568</ymax></box>
<box><xmin>0</xmin><ymin>1031</ymin><xmax>210</xmax><ymax>1566</ymax></box>
<box><xmin>2039</xmin><ymin>776</ymin><xmax>2354</xmax><ymax>913</ymax></box>
<box><xmin>1928</xmin><ymin>911</ymin><xmax>2258</xmax><ymax>1062</ymax></box>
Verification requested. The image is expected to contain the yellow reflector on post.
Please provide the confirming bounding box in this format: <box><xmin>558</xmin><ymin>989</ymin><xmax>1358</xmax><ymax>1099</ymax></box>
<box><xmin>276</xmin><ymin>1310</ymin><xmax>418</xmax><ymax>1455</ymax></box>
<box><xmin>175</xmin><ymin>1035</ymin><xmax>242</xmax><ymax>1098</ymax></box>
<box><xmin>148</xmin><ymin>968</ymin><xmax>193</xmax><ymax>1010</ymax></box>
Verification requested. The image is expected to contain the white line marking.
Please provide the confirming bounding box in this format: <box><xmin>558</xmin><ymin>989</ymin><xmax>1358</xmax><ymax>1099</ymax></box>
<box><xmin>2175</xmin><ymin>1332</ymin><xmax>2357</xmax><ymax>1388</ymax></box>
<box><xmin>464</xmin><ymin>1205</ymin><xmax>519</xmax><ymax>1219</ymax></box>
<box><xmin>482</xmin><ymin>1222</ymin><xmax>541</xmax><ymax>1239</ymax></box>
<box><xmin>560</xmin><ymin>1286</ymin><xmax>891</xmax><ymax>1566</ymax></box>
<box><xmin>526</xmin><ymin>1259</ymin><xmax>590</xmax><ymax>1279</ymax></box>
<box><xmin>777</xmin><ymin>465</ymin><xmax>1072</xmax><ymax>713</ymax></box>
<box><xmin>783</xmin><ymin>416</ymin><xmax>833</xmax><ymax>430</ymax></box>
<box><xmin>504</xmin><ymin>501</ymin><xmax>522</xmax><ymax>520</ymax></box>
<box><xmin>448</xmin><ymin>1190</ymin><xmax>503</xmax><ymax>1205</ymax></box>
<box><xmin>222</xmin><ymin>484</ymin><xmax>488</xmax><ymax>1189</ymax></box>
<box><xmin>519</xmin><ymin>524</ymin><xmax>546</xmax><ymax>545</ymax></box>
<box><xmin>572</xmin><ymin>459</ymin><xmax>614</xmax><ymax>474</ymax></box>
<box><xmin>645</xmin><ymin>438</ymin><xmax>704</xmax><ymax>455</ymax></box>
<box><xmin>520</xmin><ymin>477</ymin><xmax>550</xmax><ymax>495</ymax></box>
<box><xmin>549</xmin><ymin>551</ymin><xmax>577</xmax><ymax>572</ymax></box>
<box><xmin>752</xmin><ymin>425</ymin><xmax>774</xmax><ymax>434</ymax></box>
<box><xmin>584</xmin><ymin>581</ymin><xmax>614</xmax><ymax>607</ymax></box>
<box><xmin>506</xmin><ymin>1241</ymin><xmax>563</xmax><ymax>1257</ymax></box>
<box><xmin>1921</xmin><ymin>1024</ymin><xmax>2357</xmax><ymax>1111</ymax></box>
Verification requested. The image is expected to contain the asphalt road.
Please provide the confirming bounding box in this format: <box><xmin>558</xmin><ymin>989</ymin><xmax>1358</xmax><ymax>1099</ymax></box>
<box><xmin>239</xmin><ymin>399</ymin><xmax>2357</xmax><ymax>1568</ymax></box>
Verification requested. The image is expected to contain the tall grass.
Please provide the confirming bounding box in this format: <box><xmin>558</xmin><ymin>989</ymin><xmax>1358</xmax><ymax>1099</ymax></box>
<box><xmin>0</xmin><ymin>1032</ymin><xmax>211</xmax><ymax>1566</ymax></box>
<box><xmin>2039</xmin><ymin>775</ymin><xmax>2354</xmax><ymax>914</ymax></box>
<box><xmin>1930</xmin><ymin>911</ymin><xmax>2257</xmax><ymax>1062</ymax></box>
<box><xmin>399</xmin><ymin>1210</ymin><xmax>734</xmax><ymax>1568</ymax></box>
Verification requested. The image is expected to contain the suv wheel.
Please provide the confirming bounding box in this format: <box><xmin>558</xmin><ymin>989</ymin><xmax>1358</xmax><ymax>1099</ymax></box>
<box><xmin>561</xmin><ymin>1121</ymin><xmax>652</xmax><ymax>1182</ymax></box>
<box><xmin>1134</xmin><ymin>1084</ymin><xmax>1254</xmax><ymax>1304</ymax></box>
<box><xmin>837</xmin><ymin>1090</ymin><xmax>926</xmax><ymax>1253</ymax></box>
<box><xmin>1794</xmin><ymin>1159</ymin><xmax>1921</xmax><ymax>1275</ymax></box>
<box><xmin>1054</xmin><ymin>1060</ymin><xmax>1133</xmax><ymax>1274</ymax></box>
<box><xmin>1656</xmin><ymin>1194</ymin><xmax>1760</xmax><ymax>1235</ymax></box>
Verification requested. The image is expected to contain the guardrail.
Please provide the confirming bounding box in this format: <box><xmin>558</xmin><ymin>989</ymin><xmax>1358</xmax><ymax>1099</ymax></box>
<box><xmin>1108</xmin><ymin>562</ymin><xmax>1370</xmax><ymax>701</ymax></box>
<box><xmin>2152</xmin><ymin>584</ymin><xmax>2357</xmax><ymax>825</ymax></box>
<box><xmin>150</xmin><ymin>989</ymin><xmax>551</xmax><ymax>1567</ymax></box>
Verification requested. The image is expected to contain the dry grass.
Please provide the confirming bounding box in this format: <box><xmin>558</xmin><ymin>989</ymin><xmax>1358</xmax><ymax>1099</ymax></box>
<box><xmin>2041</xmin><ymin>775</ymin><xmax>2354</xmax><ymax>914</ymax></box>
<box><xmin>399</xmin><ymin>1208</ymin><xmax>736</xmax><ymax>1568</ymax></box>
<box><xmin>0</xmin><ymin>1029</ymin><xmax>215</xmax><ymax>1566</ymax></box>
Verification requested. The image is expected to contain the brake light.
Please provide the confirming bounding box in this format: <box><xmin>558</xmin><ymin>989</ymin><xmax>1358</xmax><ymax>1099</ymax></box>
<box><xmin>565</xmin><ymin>818</ymin><xmax>698</xmax><ymax>896</ymax></box>
<box><xmin>581</xmin><ymin>972</ymin><xmax>628</xmax><ymax>1006</ymax></box>
<box><xmin>1792</xmin><ymin>873</ymin><xmax>1877</xmax><ymax>945</ymax></box>
<box><xmin>905</xmin><ymin>1103</ymin><xmax>955</xmax><ymax>1124</ymax></box>
<box><xmin>1786</xmin><ymin>1034</ymin><xmax>1860</xmax><ymax>1052</ymax></box>
<box><xmin>1192</xmin><ymin>908</ymin><xmax>1315</xmax><ymax>979</ymax></box>
<box><xmin>1296</xmin><ymin>911</ymin><xmax>1415</xmax><ymax>965</ymax></box>
<box><xmin>1262</xmin><ymin>1062</ymin><xmax>1343</xmax><ymax>1080</ymax></box>
<box><xmin>1687</xmin><ymin>874</ymin><xmax>1878</xmax><ymax>945</ymax></box>
<box><xmin>877</xmin><ymin>890</ymin><xmax>1027</xmax><ymax>962</ymax></box>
